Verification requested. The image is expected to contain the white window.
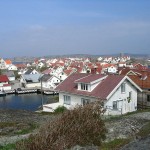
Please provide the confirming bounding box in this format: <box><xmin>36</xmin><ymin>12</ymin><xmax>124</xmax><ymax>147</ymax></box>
<box><xmin>81</xmin><ymin>83</ymin><xmax>88</xmax><ymax>91</ymax></box>
<box><xmin>81</xmin><ymin>98</ymin><xmax>90</xmax><ymax>106</ymax></box>
<box><xmin>63</xmin><ymin>95</ymin><xmax>71</xmax><ymax>105</ymax></box>
<box><xmin>121</xmin><ymin>83</ymin><xmax>126</xmax><ymax>93</ymax></box>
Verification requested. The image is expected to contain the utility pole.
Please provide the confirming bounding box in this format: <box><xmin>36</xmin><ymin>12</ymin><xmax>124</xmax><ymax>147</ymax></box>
<box><xmin>41</xmin><ymin>75</ymin><xmax>44</xmax><ymax>109</ymax></box>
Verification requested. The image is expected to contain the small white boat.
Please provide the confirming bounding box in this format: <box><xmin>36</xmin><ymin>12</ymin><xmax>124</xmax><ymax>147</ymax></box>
<box><xmin>43</xmin><ymin>91</ymin><xmax>54</xmax><ymax>95</ymax></box>
<box><xmin>0</xmin><ymin>91</ymin><xmax>6</xmax><ymax>97</ymax></box>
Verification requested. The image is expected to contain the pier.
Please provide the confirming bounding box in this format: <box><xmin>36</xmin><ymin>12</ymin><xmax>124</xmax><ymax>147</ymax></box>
<box><xmin>1</xmin><ymin>88</ymin><xmax>58</xmax><ymax>96</ymax></box>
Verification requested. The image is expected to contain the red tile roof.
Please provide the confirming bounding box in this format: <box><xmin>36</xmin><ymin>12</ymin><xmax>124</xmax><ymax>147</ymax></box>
<box><xmin>75</xmin><ymin>74</ymin><xmax>106</xmax><ymax>83</ymax></box>
<box><xmin>0</xmin><ymin>75</ymin><xmax>9</xmax><ymax>82</ymax></box>
<box><xmin>15</xmin><ymin>64</ymin><xmax>26</xmax><ymax>68</ymax></box>
<box><xmin>128</xmin><ymin>75</ymin><xmax>150</xmax><ymax>89</ymax></box>
<box><xmin>5</xmin><ymin>59</ymin><xmax>12</xmax><ymax>65</ymax></box>
<box><xmin>63</xmin><ymin>69</ymin><xmax>74</xmax><ymax>76</ymax></box>
<box><xmin>55</xmin><ymin>73</ymin><xmax>125</xmax><ymax>100</ymax></box>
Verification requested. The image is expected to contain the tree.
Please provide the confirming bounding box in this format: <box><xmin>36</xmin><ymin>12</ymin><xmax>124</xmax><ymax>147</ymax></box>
<box><xmin>16</xmin><ymin>102</ymin><xmax>107</xmax><ymax>150</ymax></box>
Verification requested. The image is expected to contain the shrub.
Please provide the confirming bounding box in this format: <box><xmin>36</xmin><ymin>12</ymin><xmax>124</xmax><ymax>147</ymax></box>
<box><xmin>54</xmin><ymin>106</ymin><xmax>67</xmax><ymax>114</ymax></box>
<box><xmin>16</xmin><ymin>102</ymin><xmax>107</xmax><ymax>150</ymax></box>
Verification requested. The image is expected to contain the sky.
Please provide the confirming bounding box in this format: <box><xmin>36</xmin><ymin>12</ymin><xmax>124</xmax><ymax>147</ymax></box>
<box><xmin>0</xmin><ymin>0</ymin><xmax>150</xmax><ymax>58</ymax></box>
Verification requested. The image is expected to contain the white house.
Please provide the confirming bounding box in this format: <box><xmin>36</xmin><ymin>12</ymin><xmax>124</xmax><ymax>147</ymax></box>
<box><xmin>0</xmin><ymin>75</ymin><xmax>11</xmax><ymax>91</ymax></box>
<box><xmin>41</xmin><ymin>74</ymin><xmax>61</xmax><ymax>90</ymax></box>
<box><xmin>2</xmin><ymin>71</ymin><xmax>15</xmax><ymax>81</ymax></box>
<box><xmin>38</xmin><ymin>62</ymin><xmax>45</xmax><ymax>68</ymax></box>
<box><xmin>20</xmin><ymin>74</ymin><xmax>41</xmax><ymax>88</ymax></box>
<box><xmin>24</xmin><ymin>68</ymin><xmax>39</xmax><ymax>75</ymax></box>
<box><xmin>43</xmin><ymin>73</ymin><xmax>142</xmax><ymax>115</ymax></box>
<box><xmin>0</xmin><ymin>58</ymin><xmax>6</xmax><ymax>69</ymax></box>
<box><xmin>7</xmin><ymin>64</ymin><xmax>18</xmax><ymax>71</ymax></box>
<box><xmin>107</xmin><ymin>66</ymin><xmax>118</xmax><ymax>74</ymax></box>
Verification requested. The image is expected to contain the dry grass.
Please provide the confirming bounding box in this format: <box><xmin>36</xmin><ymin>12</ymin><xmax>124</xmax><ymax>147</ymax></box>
<box><xmin>16</xmin><ymin>102</ymin><xmax>107</xmax><ymax>150</ymax></box>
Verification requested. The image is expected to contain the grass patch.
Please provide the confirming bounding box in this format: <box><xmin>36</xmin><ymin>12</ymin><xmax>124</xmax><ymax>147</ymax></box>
<box><xmin>0</xmin><ymin>143</ymin><xmax>16</xmax><ymax>150</ymax></box>
<box><xmin>104</xmin><ymin>115</ymin><xmax>122</xmax><ymax>122</ymax></box>
<box><xmin>15</xmin><ymin>123</ymin><xmax>37</xmax><ymax>135</ymax></box>
<box><xmin>124</xmin><ymin>109</ymin><xmax>150</xmax><ymax>116</ymax></box>
<box><xmin>0</xmin><ymin>122</ymin><xmax>17</xmax><ymax>128</ymax></box>
<box><xmin>101</xmin><ymin>138</ymin><xmax>131</xmax><ymax>150</ymax></box>
<box><xmin>54</xmin><ymin>106</ymin><xmax>67</xmax><ymax>114</ymax></box>
<box><xmin>136</xmin><ymin>121</ymin><xmax>150</xmax><ymax>137</ymax></box>
<box><xmin>39</xmin><ymin>111</ymin><xmax>54</xmax><ymax>115</ymax></box>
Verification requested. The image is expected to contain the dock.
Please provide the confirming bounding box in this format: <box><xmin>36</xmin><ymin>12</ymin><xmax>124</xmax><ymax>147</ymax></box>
<box><xmin>37</xmin><ymin>89</ymin><xmax>58</xmax><ymax>95</ymax></box>
<box><xmin>0</xmin><ymin>88</ymin><xmax>58</xmax><ymax>96</ymax></box>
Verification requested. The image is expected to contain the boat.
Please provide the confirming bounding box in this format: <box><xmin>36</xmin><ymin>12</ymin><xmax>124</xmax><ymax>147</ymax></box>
<box><xmin>43</xmin><ymin>91</ymin><xmax>54</xmax><ymax>95</ymax></box>
<box><xmin>0</xmin><ymin>91</ymin><xmax>6</xmax><ymax>97</ymax></box>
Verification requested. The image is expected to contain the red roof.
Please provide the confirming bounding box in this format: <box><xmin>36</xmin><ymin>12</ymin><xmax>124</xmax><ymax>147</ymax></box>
<box><xmin>75</xmin><ymin>74</ymin><xmax>106</xmax><ymax>83</ymax></box>
<box><xmin>63</xmin><ymin>69</ymin><xmax>74</xmax><ymax>76</ymax></box>
<box><xmin>55</xmin><ymin>73</ymin><xmax>125</xmax><ymax>100</ymax></box>
<box><xmin>15</xmin><ymin>64</ymin><xmax>26</xmax><ymax>68</ymax></box>
<box><xmin>5</xmin><ymin>59</ymin><xmax>12</xmax><ymax>65</ymax></box>
<box><xmin>0</xmin><ymin>75</ymin><xmax>9</xmax><ymax>82</ymax></box>
<box><xmin>129</xmin><ymin>75</ymin><xmax>150</xmax><ymax>89</ymax></box>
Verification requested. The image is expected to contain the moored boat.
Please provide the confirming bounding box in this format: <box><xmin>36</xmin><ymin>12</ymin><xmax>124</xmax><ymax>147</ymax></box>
<box><xmin>0</xmin><ymin>91</ymin><xmax>6</xmax><ymax>97</ymax></box>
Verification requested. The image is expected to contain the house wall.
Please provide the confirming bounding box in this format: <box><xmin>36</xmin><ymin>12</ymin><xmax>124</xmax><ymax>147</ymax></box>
<box><xmin>59</xmin><ymin>92</ymin><xmax>96</xmax><ymax>109</ymax></box>
<box><xmin>26</xmin><ymin>83</ymin><xmax>41</xmax><ymax>88</ymax></box>
<box><xmin>58</xmin><ymin>79</ymin><xmax>138</xmax><ymax>115</ymax></box>
<box><xmin>8</xmin><ymin>65</ymin><xmax>18</xmax><ymax>71</ymax></box>
<box><xmin>137</xmin><ymin>91</ymin><xmax>150</xmax><ymax>108</ymax></box>
<box><xmin>0</xmin><ymin>82</ymin><xmax>9</xmax><ymax>87</ymax></box>
<box><xmin>8</xmin><ymin>77</ymin><xmax>15</xmax><ymax>81</ymax></box>
<box><xmin>104</xmin><ymin>79</ymin><xmax>137</xmax><ymax>115</ymax></box>
<box><xmin>108</xmin><ymin>67</ymin><xmax>117</xmax><ymax>73</ymax></box>
<box><xmin>2</xmin><ymin>86</ymin><xmax>11</xmax><ymax>91</ymax></box>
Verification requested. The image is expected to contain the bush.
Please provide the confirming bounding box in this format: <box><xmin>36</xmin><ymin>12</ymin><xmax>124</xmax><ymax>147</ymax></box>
<box><xmin>54</xmin><ymin>106</ymin><xmax>67</xmax><ymax>114</ymax></box>
<box><xmin>16</xmin><ymin>102</ymin><xmax>107</xmax><ymax>150</ymax></box>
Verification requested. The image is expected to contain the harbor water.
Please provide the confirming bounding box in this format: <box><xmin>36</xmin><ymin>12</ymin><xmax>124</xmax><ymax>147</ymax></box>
<box><xmin>0</xmin><ymin>93</ymin><xmax>55</xmax><ymax>111</ymax></box>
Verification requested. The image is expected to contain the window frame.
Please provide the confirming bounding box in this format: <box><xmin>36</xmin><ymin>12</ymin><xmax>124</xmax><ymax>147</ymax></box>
<box><xmin>63</xmin><ymin>95</ymin><xmax>71</xmax><ymax>105</ymax></box>
<box><xmin>121</xmin><ymin>82</ymin><xmax>126</xmax><ymax>93</ymax></box>
<box><xmin>113</xmin><ymin>101</ymin><xmax>118</xmax><ymax>110</ymax></box>
<box><xmin>81</xmin><ymin>83</ymin><xmax>88</xmax><ymax>91</ymax></box>
<box><xmin>147</xmin><ymin>95</ymin><xmax>150</xmax><ymax>102</ymax></box>
<box><xmin>81</xmin><ymin>98</ymin><xmax>91</xmax><ymax>106</ymax></box>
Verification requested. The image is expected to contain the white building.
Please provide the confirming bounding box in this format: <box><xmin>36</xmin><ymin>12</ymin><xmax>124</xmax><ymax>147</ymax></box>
<box><xmin>43</xmin><ymin>73</ymin><xmax>142</xmax><ymax>115</ymax></box>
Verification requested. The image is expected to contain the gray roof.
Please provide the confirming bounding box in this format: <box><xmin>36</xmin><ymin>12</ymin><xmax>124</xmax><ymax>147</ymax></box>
<box><xmin>40</xmin><ymin>74</ymin><xmax>53</xmax><ymax>82</ymax></box>
<box><xmin>22</xmin><ymin>74</ymin><xmax>41</xmax><ymax>83</ymax></box>
<box><xmin>2</xmin><ymin>71</ymin><xmax>15</xmax><ymax>77</ymax></box>
<box><xmin>25</xmin><ymin>68</ymin><xmax>39</xmax><ymax>75</ymax></box>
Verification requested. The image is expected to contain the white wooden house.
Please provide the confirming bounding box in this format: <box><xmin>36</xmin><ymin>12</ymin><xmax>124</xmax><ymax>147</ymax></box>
<box><xmin>0</xmin><ymin>75</ymin><xmax>11</xmax><ymax>91</ymax></box>
<box><xmin>41</xmin><ymin>74</ymin><xmax>61</xmax><ymax>90</ymax></box>
<box><xmin>43</xmin><ymin>73</ymin><xmax>142</xmax><ymax>115</ymax></box>
<box><xmin>7</xmin><ymin>64</ymin><xmax>18</xmax><ymax>71</ymax></box>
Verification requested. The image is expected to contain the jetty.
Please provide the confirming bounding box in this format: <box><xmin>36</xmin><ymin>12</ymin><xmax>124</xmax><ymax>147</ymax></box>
<box><xmin>0</xmin><ymin>88</ymin><xmax>58</xmax><ymax>96</ymax></box>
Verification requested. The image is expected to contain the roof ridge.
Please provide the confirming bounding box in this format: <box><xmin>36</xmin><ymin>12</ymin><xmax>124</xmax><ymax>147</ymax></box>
<box><xmin>74</xmin><ymin>74</ymin><xmax>91</xmax><ymax>82</ymax></box>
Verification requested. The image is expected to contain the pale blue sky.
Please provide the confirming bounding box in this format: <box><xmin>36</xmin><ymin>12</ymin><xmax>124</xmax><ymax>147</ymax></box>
<box><xmin>0</xmin><ymin>0</ymin><xmax>150</xmax><ymax>57</ymax></box>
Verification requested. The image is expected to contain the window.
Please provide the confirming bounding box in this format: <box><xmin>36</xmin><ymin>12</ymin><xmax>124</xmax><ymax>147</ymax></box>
<box><xmin>81</xmin><ymin>83</ymin><xmax>88</xmax><ymax>91</ymax></box>
<box><xmin>81</xmin><ymin>98</ymin><xmax>90</xmax><ymax>106</ymax></box>
<box><xmin>121</xmin><ymin>83</ymin><xmax>126</xmax><ymax>93</ymax></box>
<box><xmin>129</xmin><ymin>91</ymin><xmax>132</xmax><ymax>99</ymax></box>
<box><xmin>147</xmin><ymin>95</ymin><xmax>150</xmax><ymax>102</ymax></box>
<box><xmin>113</xmin><ymin>101</ymin><xmax>118</xmax><ymax>110</ymax></box>
<box><xmin>63</xmin><ymin>95</ymin><xmax>71</xmax><ymax>105</ymax></box>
